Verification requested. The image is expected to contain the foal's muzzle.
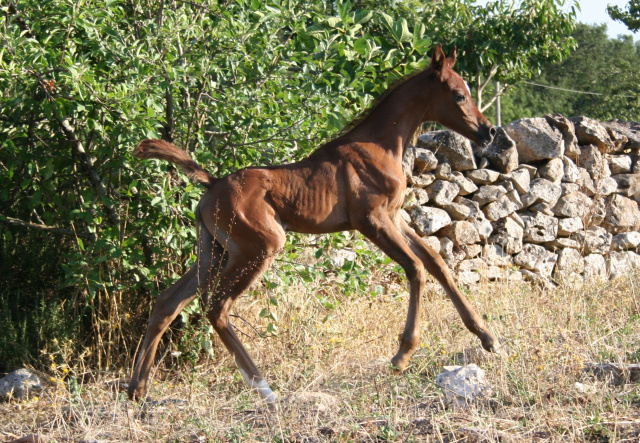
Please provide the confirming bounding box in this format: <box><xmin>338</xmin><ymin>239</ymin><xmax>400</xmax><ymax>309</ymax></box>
<box><xmin>477</xmin><ymin>124</ymin><xmax>497</xmax><ymax>146</ymax></box>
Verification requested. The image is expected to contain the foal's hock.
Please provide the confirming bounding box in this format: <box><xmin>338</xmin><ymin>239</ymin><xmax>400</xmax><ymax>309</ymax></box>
<box><xmin>128</xmin><ymin>45</ymin><xmax>500</xmax><ymax>404</ymax></box>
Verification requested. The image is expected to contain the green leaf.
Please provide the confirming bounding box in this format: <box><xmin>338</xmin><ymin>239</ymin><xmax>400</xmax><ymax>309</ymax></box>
<box><xmin>392</xmin><ymin>18</ymin><xmax>412</xmax><ymax>43</ymax></box>
<box><xmin>353</xmin><ymin>10</ymin><xmax>373</xmax><ymax>25</ymax></box>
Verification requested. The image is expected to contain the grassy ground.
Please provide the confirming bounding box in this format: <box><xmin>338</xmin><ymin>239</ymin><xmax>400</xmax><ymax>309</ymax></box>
<box><xmin>1</xmin><ymin>269</ymin><xmax>640</xmax><ymax>442</ymax></box>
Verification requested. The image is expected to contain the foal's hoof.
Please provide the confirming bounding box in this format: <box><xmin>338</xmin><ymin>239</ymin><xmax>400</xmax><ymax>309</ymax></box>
<box><xmin>390</xmin><ymin>355</ymin><xmax>410</xmax><ymax>374</ymax></box>
<box><xmin>481</xmin><ymin>334</ymin><xmax>502</xmax><ymax>354</ymax></box>
<box><xmin>127</xmin><ymin>383</ymin><xmax>147</xmax><ymax>402</ymax></box>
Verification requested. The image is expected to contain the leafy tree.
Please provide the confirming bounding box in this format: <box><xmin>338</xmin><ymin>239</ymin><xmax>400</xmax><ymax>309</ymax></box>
<box><xmin>608</xmin><ymin>0</ymin><xmax>640</xmax><ymax>32</ymax></box>
<box><xmin>419</xmin><ymin>0</ymin><xmax>577</xmax><ymax>111</ymax></box>
<box><xmin>500</xmin><ymin>23</ymin><xmax>640</xmax><ymax>123</ymax></box>
<box><xmin>0</xmin><ymin>0</ymin><xmax>432</xmax><ymax>369</ymax></box>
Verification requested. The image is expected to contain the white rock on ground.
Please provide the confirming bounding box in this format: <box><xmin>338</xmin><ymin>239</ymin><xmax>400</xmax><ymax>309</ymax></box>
<box><xmin>435</xmin><ymin>364</ymin><xmax>493</xmax><ymax>407</ymax></box>
<box><xmin>0</xmin><ymin>369</ymin><xmax>42</xmax><ymax>400</ymax></box>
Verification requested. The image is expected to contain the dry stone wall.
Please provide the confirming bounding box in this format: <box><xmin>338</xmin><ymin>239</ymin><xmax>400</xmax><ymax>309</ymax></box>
<box><xmin>403</xmin><ymin>115</ymin><xmax>640</xmax><ymax>286</ymax></box>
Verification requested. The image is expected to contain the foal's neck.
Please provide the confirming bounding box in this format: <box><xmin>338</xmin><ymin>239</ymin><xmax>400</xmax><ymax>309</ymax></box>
<box><xmin>340</xmin><ymin>69</ymin><xmax>433</xmax><ymax>161</ymax></box>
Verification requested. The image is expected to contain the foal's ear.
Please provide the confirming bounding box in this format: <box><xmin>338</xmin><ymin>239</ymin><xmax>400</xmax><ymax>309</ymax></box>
<box><xmin>447</xmin><ymin>46</ymin><xmax>457</xmax><ymax>67</ymax></box>
<box><xmin>432</xmin><ymin>44</ymin><xmax>446</xmax><ymax>71</ymax></box>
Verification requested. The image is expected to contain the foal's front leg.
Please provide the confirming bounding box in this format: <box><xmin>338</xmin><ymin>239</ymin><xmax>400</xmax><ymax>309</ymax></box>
<box><xmin>397</xmin><ymin>218</ymin><xmax>500</xmax><ymax>353</ymax></box>
<box><xmin>353</xmin><ymin>212</ymin><xmax>428</xmax><ymax>372</ymax></box>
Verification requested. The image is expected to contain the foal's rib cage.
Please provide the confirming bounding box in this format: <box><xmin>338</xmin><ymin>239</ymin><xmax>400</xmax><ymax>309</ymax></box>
<box><xmin>128</xmin><ymin>44</ymin><xmax>500</xmax><ymax>404</ymax></box>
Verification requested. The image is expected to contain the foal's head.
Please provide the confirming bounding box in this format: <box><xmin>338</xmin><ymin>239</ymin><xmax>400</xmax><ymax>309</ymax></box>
<box><xmin>425</xmin><ymin>44</ymin><xmax>495</xmax><ymax>146</ymax></box>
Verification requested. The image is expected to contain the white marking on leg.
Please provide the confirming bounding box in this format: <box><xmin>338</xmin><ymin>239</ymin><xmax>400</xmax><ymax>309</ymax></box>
<box><xmin>238</xmin><ymin>368</ymin><xmax>277</xmax><ymax>403</ymax></box>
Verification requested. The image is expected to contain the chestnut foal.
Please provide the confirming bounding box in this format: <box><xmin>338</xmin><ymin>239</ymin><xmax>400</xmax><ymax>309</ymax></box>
<box><xmin>128</xmin><ymin>45</ymin><xmax>499</xmax><ymax>404</ymax></box>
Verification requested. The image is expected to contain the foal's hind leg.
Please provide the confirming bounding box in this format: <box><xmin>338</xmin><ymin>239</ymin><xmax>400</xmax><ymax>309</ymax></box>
<box><xmin>397</xmin><ymin>217</ymin><xmax>500</xmax><ymax>353</ymax></box>
<box><xmin>128</xmin><ymin>224</ymin><xmax>218</xmax><ymax>401</ymax></box>
<box><xmin>204</xmin><ymin>239</ymin><xmax>284</xmax><ymax>404</ymax></box>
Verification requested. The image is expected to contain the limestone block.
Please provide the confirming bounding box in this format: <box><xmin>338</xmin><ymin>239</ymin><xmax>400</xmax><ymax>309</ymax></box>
<box><xmin>442</xmin><ymin>221</ymin><xmax>481</xmax><ymax>245</ymax></box>
<box><xmin>0</xmin><ymin>369</ymin><xmax>42</xmax><ymax>399</ymax></box>
<box><xmin>463</xmin><ymin>244</ymin><xmax>483</xmax><ymax>258</ymax></box>
<box><xmin>521</xmin><ymin>269</ymin><xmax>555</xmax><ymax>288</ymax></box>
<box><xmin>457</xmin><ymin>270</ymin><xmax>481</xmax><ymax>285</ymax></box>
<box><xmin>595</xmin><ymin>176</ymin><xmax>618</xmax><ymax>196</ymax></box>
<box><xmin>556</xmin><ymin>247</ymin><xmax>585</xmax><ymax>274</ymax></box>
<box><xmin>546</xmin><ymin>113</ymin><xmax>580</xmax><ymax>160</ymax></box>
<box><xmin>504</xmin><ymin>117</ymin><xmax>564</xmax><ymax>162</ymax></box>
<box><xmin>608</xmin><ymin>251</ymin><xmax>640</xmax><ymax>279</ymax></box>
<box><xmin>449</xmin><ymin>172</ymin><xmax>478</xmax><ymax>196</ymax></box>
<box><xmin>474</xmin><ymin>126</ymin><xmax>519</xmax><ymax>173</ymax></box>
<box><xmin>518</xmin><ymin>164</ymin><xmax>538</xmax><ymax>180</ymax></box>
<box><xmin>483</xmin><ymin>193</ymin><xmax>521</xmax><ymax>221</ymax></box>
<box><xmin>509</xmin><ymin>212</ymin><xmax>526</xmax><ymax>228</ymax></box>
<box><xmin>611</xmin><ymin>231</ymin><xmax>640</xmax><ymax>251</ymax></box>
<box><xmin>436</xmin><ymin>364</ymin><xmax>493</xmax><ymax>406</ymax></box>
<box><xmin>570</xmin><ymin>116</ymin><xmax>615</xmax><ymax>153</ymax></box>
<box><xmin>456</xmin><ymin>197</ymin><xmax>494</xmax><ymax>240</ymax></box>
<box><xmin>514</xmin><ymin>243</ymin><xmax>558</xmax><ymax>277</ymax></box>
<box><xmin>611</xmin><ymin>173</ymin><xmax>640</xmax><ymax>198</ymax></box>
<box><xmin>584</xmin><ymin>253</ymin><xmax>608</xmax><ymax>281</ymax></box>
<box><xmin>506</xmin><ymin>167</ymin><xmax>531</xmax><ymax>194</ymax></box>
<box><xmin>413</xmin><ymin>147</ymin><xmax>438</xmax><ymax>174</ymax></box>
<box><xmin>551</xmin><ymin>191</ymin><xmax>592</xmax><ymax>218</ymax></box>
<box><xmin>403</xmin><ymin>146</ymin><xmax>415</xmax><ymax>181</ymax></box>
<box><xmin>443</xmin><ymin>201</ymin><xmax>472</xmax><ymax>221</ymax></box>
<box><xmin>409</xmin><ymin>173</ymin><xmax>436</xmax><ymax>188</ymax></box>
<box><xmin>576</xmin><ymin>167</ymin><xmax>596</xmax><ymax>196</ymax></box>
<box><xmin>603</xmin><ymin>194</ymin><xmax>640</xmax><ymax>234</ymax></box>
<box><xmin>521</xmin><ymin>178</ymin><xmax>562</xmax><ymax>209</ymax></box>
<box><xmin>601</xmin><ymin>119</ymin><xmax>640</xmax><ymax>150</ymax></box>
<box><xmin>561</xmin><ymin>183</ymin><xmax>581</xmax><ymax>195</ymax></box>
<box><xmin>489</xmin><ymin>216</ymin><xmax>524</xmax><ymax>254</ymax></box>
<box><xmin>538</xmin><ymin>158</ymin><xmax>564</xmax><ymax>183</ymax></box>
<box><xmin>459</xmin><ymin>258</ymin><xmax>485</xmax><ymax>271</ymax></box>
<box><xmin>423</xmin><ymin>236</ymin><xmax>442</xmax><ymax>253</ymax></box>
<box><xmin>521</xmin><ymin>212</ymin><xmax>559</xmax><ymax>243</ymax></box>
<box><xmin>562</xmin><ymin>156</ymin><xmax>580</xmax><ymax>183</ymax></box>
<box><xmin>482</xmin><ymin>244</ymin><xmax>514</xmax><ymax>266</ymax></box>
<box><xmin>545</xmin><ymin>237</ymin><xmax>581</xmax><ymax>250</ymax></box>
<box><xmin>608</xmin><ymin>155</ymin><xmax>633</xmax><ymax>174</ymax></box>
<box><xmin>557</xmin><ymin>217</ymin><xmax>584</xmax><ymax>236</ymax></box>
<box><xmin>417</xmin><ymin>130</ymin><xmax>477</xmax><ymax>171</ymax></box>
<box><xmin>573</xmin><ymin>226</ymin><xmax>612</xmax><ymax>255</ymax></box>
<box><xmin>403</xmin><ymin>188</ymin><xmax>429</xmax><ymax>209</ymax></box>
<box><xmin>410</xmin><ymin>206</ymin><xmax>452</xmax><ymax>236</ymax></box>
<box><xmin>426</xmin><ymin>179</ymin><xmax>460</xmax><ymax>207</ymax></box>
<box><xmin>580</xmin><ymin>145</ymin><xmax>611</xmax><ymax>181</ymax></box>
<box><xmin>435</xmin><ymin>163</ymin><xmax>453</xmax><ymax>179</ymax></box>
<box><xmin>472</xmin><ymin>185</ymin><xmax>507</xmax><ymax>207</ymax></box>
<box><xmin>466</xmin><ymin>168</ymin><xmax>501</xmax><ymax>185</ymax></box>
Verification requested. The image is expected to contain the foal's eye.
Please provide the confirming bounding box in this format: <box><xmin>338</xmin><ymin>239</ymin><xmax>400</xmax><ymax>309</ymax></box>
<box><xmin>455</xmin><ymin>94</ymin><xmax>466</xmax><ymax>103</ymax></box>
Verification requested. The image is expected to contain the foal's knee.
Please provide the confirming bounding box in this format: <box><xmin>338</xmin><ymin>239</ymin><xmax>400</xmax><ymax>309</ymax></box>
<box><xmin>206</xmin><ymin>302</ymin><xmax>230</xmax><ymax>332</ymax></box>
<box><xmin>405</xmin><ymin>261</ymin><xmax>427</xmax><ymax>287</ymax></box>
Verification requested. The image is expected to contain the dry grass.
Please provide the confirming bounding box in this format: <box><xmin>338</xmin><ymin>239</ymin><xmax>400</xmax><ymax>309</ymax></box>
<box><xmin>2</xmin><ymin>268</ymin><xmax>640</xmax><ymax>442</ymax></box>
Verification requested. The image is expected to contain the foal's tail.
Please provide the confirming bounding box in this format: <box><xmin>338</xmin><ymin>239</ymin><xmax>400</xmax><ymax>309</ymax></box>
<box><xmin>133</xmin><ymin>139</ymin><xmax>216</xmax><ymax>188</ymax></box>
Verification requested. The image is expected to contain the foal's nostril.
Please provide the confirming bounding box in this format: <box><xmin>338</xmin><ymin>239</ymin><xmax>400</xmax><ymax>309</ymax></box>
<box><xmin>489</xmin><ymin>126</ymin><xmax>497</xmax><ymax>138</ymax></box>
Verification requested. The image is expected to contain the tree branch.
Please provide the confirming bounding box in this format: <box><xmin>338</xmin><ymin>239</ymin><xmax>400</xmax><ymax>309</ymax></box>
<box><xmin>480</xmin><ymin>82</ymin><xmax>509</xmax><ymax>113</ymax></box>
<box><xmin>57</xmin><ymin>118</ymin><xmax>121</xmax><ymax>228</ymax></box>
<box><xmin>0</xmin><ymin>214</ymin><xmax>94</xmax><ymax>239</ymax></box>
